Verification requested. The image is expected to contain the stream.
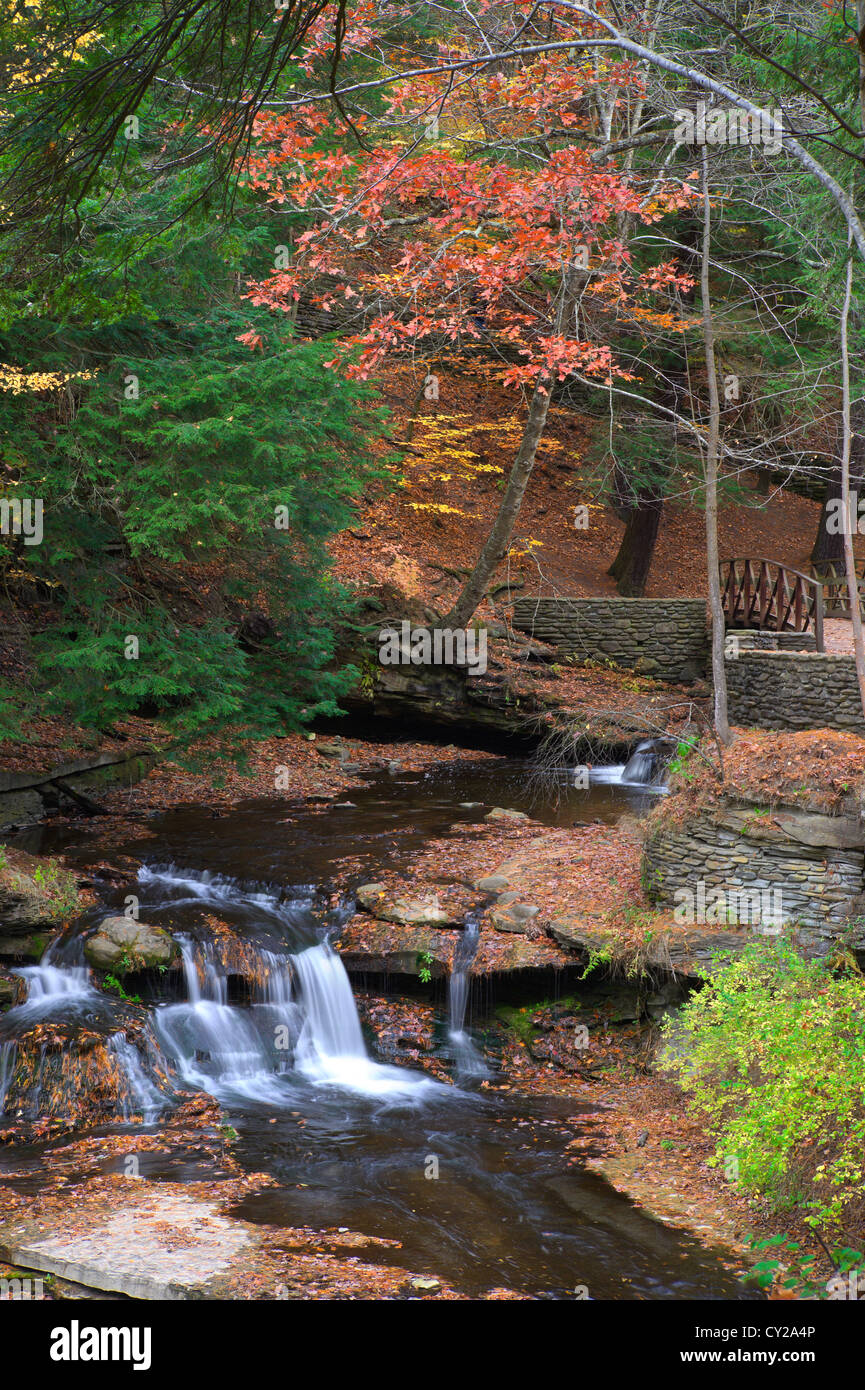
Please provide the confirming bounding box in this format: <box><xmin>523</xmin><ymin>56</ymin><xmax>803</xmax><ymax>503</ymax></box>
<box><xmin>0</xmin><ymin>755</ymin><xmax>751</xmax><ymax>1300</ymax></box>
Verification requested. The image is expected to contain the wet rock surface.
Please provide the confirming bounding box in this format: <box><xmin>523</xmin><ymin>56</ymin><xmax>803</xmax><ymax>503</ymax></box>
<box><xmin>0</xmin><ymin>969</ymin><xmax>20</xmax><ymax>1011</ymax></box>
<box><xmin>356</xmin><ymin>994</ymin><xmax>450</xmax><ymax>1080</ymax></box>
<box><xmin>0</xmin><ymin>997</ymin><xmax>174</xmax><ymax>1138</ymax></box>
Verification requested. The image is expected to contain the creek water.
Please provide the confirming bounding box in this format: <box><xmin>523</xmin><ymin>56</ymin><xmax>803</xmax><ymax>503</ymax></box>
<box><xmin>0</xmin><ymin>756</ymin><xmax>750</xmax><ymax>1299</ymax></box>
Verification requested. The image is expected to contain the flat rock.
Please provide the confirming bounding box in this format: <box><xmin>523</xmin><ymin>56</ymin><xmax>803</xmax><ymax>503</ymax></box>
<box><xmin>0</xmin><ymin>1190</ymin><xmax>259</xmax><ymax>1300</ymax></box>
<box><xmin>548</xmin><ymin>914</ymin><xmax>771</xmax><ymax>977</ymax></box>
<box><xmin>337</xmin><ymin>919</ymin><xmax>457</xmax><ymax>977</ymax></box>
<box><xmin>484</xmin><ymin>807</ymin><xmax>530</xmax><ymax>823</ymax></box>
<box><xmin>715</xmin><ymin>806</ymin><xmax>864</xmax><ymax>850</ymax></box>
<box><xmin>355</xmin><ymin>883</ymin><xmax>474</xmax><ymax>927</ymax></box>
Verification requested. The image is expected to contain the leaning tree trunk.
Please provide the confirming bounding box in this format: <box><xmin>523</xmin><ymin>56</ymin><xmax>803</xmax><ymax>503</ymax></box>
<box><xmin>445</xmin><ymin>271</ymin><xmax>578</xmax><ymax>629</ymax></box>
<box><xmin>607</xmin><ymin>492</ymin><xmax>664</xmax><ymax>595</ymax></box>
<box><xmin>445</xmin><ymin>372</ymin><xmax>555</xmax><ymax>628</ymax></box>
<box><xmin>700</xmin><ymin>149</ymin><xmax>732</xmax><ymax>746</ymax></box>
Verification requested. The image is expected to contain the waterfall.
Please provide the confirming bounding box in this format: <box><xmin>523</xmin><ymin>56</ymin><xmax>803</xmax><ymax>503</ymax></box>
<box><xmin>154</xmin><ymin>937</ymin><xmax>297</xmax><ymax>1104</ymax></box>
<box><xmin>293</xmin><ymin>943</ymin><xmax>440</xmax><ymax>1097</ymax></box>
<box><xmin>154</xmin><ymin>935</ymin><xmax>440</xmax><ymax>1104</ymax></box>
<box><xmin>447</xmin><ymin>918</ymin><xmax>489</xmax><ymax>1078</ymax></box>
<box><xmin>620</xmin><ymin>740</ymin><xmax>658</xmax><ymax>785</ymax></box>
<box><xmin>589</xmin><ymin>738</ymin><xmax>668</xmax><ymax>790</ymax></box>
<box><xmin>2</xmin><ymin>865</ymin><xmax>446</xmax><ymax>1124</ymax></box>
<box><xmin>107</xmin><ymin>1034</ymin><xmax>166</xmax><ymax>1123</ymax></box>
<box><xmin>293</xmin><ymin>944</ymin><xmax>366</xmax><ymax>1063</ymax></box>
<box><xmin>16</xmin><ymin>962</ymin><xmax>94</xmax><ymax>1007</ymax></box>
<box><xmin>0</xmin><ymin>945</ymin><xmax>171</xmax><ymax>1122</ymax></box>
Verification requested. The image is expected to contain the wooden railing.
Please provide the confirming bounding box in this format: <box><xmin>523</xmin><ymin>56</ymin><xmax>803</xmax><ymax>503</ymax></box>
<box><xmin>720</xmin><ymin>557</ymin><xmax>824</xmax><ymax>651</ymax></box>
<box><xmin>811</xmin><ymin>560</ymin><xmax>865</xmax><ymax>619</ymax></box>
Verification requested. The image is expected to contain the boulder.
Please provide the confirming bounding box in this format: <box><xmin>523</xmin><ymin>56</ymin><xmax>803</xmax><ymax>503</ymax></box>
<box><xmin>484</xmin><ymin>807</ymin><xmax>530</xmax><ymax>823</ymax></box>
<box><xmin>84</xmin><ymin>917</ymin><xmax>178</xmax><ymax>972</ymax></box>
<box><xmin>315</xmin><ymin>741</ymin><xmax>349</xmax><ymax>761</ymax></box>
<box><xmin>488</xmin><ymin>902</ymin><xmax>540</xmax><ymax>934</ymax></box>
<box><xmin>474</xmin><ymin>874</ymin><xmax>510</xmax><ymax>893</ymax></box>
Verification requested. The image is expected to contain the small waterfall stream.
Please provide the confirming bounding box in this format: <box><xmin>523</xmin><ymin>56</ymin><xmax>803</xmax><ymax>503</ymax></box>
<box><xmin>589</xmin><ymin>738</ymin><xmax>668</xmax><ymax>790</ymax></box>
<box><xmin>142</xmin><ymin>868</ymin><xmax>444</xmax><ymax>1104</ymax></box>
<box><xmin>447</xmin><ymin>916</ymin><xmax>489</xmax><ymax>1077</ymax></box>
<box><xmin>0</xmin><ymin>940</ymin><xmax>170</xmax><ymax>1124</ymax></box>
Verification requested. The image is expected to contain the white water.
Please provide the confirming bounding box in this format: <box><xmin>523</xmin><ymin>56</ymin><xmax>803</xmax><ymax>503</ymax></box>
<box><xmin>589</xmin><ymin>739</ymin><xmax>667</xmax><ymax>790</ymax></box>
<box><xmin>107</xmin><ymin>1033</ymin><xmax>166</xmax><ymax>1123</ymax></box>
<box><xmin>447</xmin><ymin>920</ymin><xmax>489</xmax><ymax>1078</ymax></box>
<box><xmin>0</xmin><ymin>946</ymin><xmax>170</xmax><ymax>1121</ymax></box>
<box><xmin>154</xmin><ymin>937</ymin><xmax>300</xmax><ymax>1105</ymax></box>
<box><xmin>293</xmin><ymin>944</ymin><xmax>438</xmax><ymax>1098</ymax></box>
<box><xmin>139</xmin><ymin>865</ymin><xmax>444</xmax><ymax>1104</ymax></box>
<box><xmin>0</xmin><ymin>1040</ymin><xmax>15</xmax><ymax>1113</ymax></box>
<box><xmin>1</xmin><ymin>865</ymin><xmax>449</xmax><ymax>1122</ymax></box>
<box><xmin>15</xmin><ymin>961</ymin><xmax>95</xmax><ymax>1009</ymax></box>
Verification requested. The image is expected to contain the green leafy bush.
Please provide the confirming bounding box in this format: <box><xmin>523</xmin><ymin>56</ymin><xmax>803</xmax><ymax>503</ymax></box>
<box><xmin>660</xmin><ymin>940</ymin><xmax>865</xmax><ymax>1230</ymax></box>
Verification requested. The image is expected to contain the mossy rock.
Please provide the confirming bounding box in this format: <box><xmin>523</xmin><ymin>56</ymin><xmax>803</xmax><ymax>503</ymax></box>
<box><xmin>0</xmin><ymin>848</ymin><xmax>84</xmax><ymax>935</ymax></box>
<box><xmin>84</xmin><ymin>917</ymin><xmax>178</xmax><ymax>972</ymax></box>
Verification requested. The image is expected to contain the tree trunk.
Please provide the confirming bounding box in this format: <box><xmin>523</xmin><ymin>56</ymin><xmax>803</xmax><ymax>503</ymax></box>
<box><xmin>444</xmin><ymin>372</ymin><xmax>555</xmax><ymax>628</ymax></box>
<box><xmin>811</xmin><ymin>401</ymin><xmax>865</xmax><ymax>567</ymax></box>
<box><xmin>607</xmin><ymin>493</ymin><xmax>663</xmax><ymax>595</ymax></box>
<box><xmin>700</xmin><ymin>149</ymin><xmax>732</xmax><ymax>746</ymax></box>
<box><xmin>839</xmin><ymin>236</ymin><xmax>865</xmax><ymax>720</ymax></box>
<box><xmin>445</xmin><ymin>270</ymin><xmax>578</xmax><ymax>629</ymax></box>
<box><xmin>811</xmin><ymin>468</ymin><xmax>846</xmax><ymax>569</ymax></box>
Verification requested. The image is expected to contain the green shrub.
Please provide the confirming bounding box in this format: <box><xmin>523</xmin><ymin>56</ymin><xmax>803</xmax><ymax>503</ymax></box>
<box><xmin>660</xmin><ymin>939</ymin><xmax>865</xmax><ymax>1230</ymax></box>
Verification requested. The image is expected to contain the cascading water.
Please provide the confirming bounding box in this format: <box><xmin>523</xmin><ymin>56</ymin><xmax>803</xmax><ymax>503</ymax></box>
<box><xmin>154</xmin><ymin>935</ymin><xmax>302</xmax><ymax>1104</ymax></box>
<box><xmin>106</xmin><ymin>1034</ymin><xmax>167</xmax><ymax>1123</ymax></box>
<box><xmin>292</xmin><ymin>943</ymin><xmax>437</xmax><ymax>1097</ymax></box>
<box><xmin>143</xmin><ymin>867</ymin><xmax>442</xmax><ymax>1105</ymax></box>
<box><xmin>15</xmin><ymin>961</ymin><xmax>94</xmax><ymax>1009</ymax></box>
<box><xmin>447</xmin><ymin>917</ymin><xmax>489</xmax><ymax>1078</ymax></box>
<box><xmin>0</xmin><ymin>939</ymin><xmax>172</xmax><ymax>1124</ymax></box>
<box><xmin>589</xmin><ymin>738</ymin><xmax>668</xmax><ymax>790</ymax></box>
<box><xmin>621</xmin><ymin>740</ymin><xmax>658</xmax><ymax>784</ymax></box>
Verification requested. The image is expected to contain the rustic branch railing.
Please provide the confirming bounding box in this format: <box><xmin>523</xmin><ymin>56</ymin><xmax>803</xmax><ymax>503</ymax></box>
<box><xmin>810</xmin><ymin>560</ymin><xmax>865</xmax><ymax>619</ymax></box>
<box><xmin>720</xmin><ymin>558</ymin><xmax>824</xmax><ymax>652</ymax></box>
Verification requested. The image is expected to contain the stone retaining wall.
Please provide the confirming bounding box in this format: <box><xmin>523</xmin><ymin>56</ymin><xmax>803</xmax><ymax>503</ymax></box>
<box><xmin>643</xmin><ymin>803</ymin><xmax>865</xmax><ymax>945</ymax></box>
<box><xmin>512</xmin><ymin>597</ymin><xmax>708</xmax><ymax>681</ymax></box>
<box><xmin>726</xmin><ymin>651</ymin><xmax>865</xmax><ymax>732</ymax></box>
